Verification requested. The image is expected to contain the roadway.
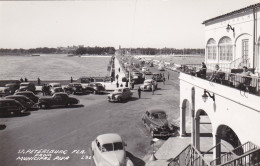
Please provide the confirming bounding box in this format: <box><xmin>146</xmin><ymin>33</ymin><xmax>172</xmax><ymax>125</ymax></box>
<box><xmin>0</xmin><ymin>63</ymin><xmax>180</xmax><ymax>166</ymax></box>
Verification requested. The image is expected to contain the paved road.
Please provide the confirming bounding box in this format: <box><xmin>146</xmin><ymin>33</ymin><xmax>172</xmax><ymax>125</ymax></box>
<box><xmin>0</xmin><ymin>63</ymin><xmax>180</xmax><ymax>166</ymax></box>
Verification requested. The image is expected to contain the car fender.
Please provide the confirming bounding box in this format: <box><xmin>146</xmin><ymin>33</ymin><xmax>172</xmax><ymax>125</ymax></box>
<box><xmin>126</xmin><ymin>158</ymin><xmax>134</xmax><ymax>166</ymax></box>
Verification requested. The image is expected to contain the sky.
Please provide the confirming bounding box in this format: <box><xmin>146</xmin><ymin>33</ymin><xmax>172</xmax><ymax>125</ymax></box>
<box><xmin>0</xmin><ymin>0</ymin><xmax>259</xmax><ymax>49</ymax></box>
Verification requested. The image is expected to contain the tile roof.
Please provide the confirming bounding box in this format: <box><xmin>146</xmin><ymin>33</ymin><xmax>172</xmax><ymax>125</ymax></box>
<box><xmin>202</xmin><ymin>3</ymin><xmax>260</xmax><ymax>24</ymax></box>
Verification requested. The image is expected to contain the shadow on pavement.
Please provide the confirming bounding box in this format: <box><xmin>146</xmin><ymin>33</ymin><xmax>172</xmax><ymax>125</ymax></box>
<box><xmin>0</xmin><ymin>112</ymin><xmax>31</xmax><ymax>118</ymax></box>
<box><xmin>126</xmin><ymin>151</ymin><xmax>145</xmax><ymax>166</ymax></box>
<box><xmin>0</xmin><ymin>124</ymin><xmax>6</xmax><ymax>130</ymax></box>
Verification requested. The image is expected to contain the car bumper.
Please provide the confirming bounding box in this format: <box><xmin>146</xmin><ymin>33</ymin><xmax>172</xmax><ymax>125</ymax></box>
<box><xmin>107</xmin><ymin>98</ymin><xmax>119</xmax><ymax>102</ymax></box>
<box><xmin>153</xmin><ymin>131</ymin><xmax>171</xmax><ymax>137</ymax></box>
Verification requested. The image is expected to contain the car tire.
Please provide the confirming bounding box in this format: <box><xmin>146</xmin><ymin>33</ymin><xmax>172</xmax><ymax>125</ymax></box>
<box><xmin>118</xmin><ymin>97</ymin><xmax>121</xmax><ymax>102</ymax></box>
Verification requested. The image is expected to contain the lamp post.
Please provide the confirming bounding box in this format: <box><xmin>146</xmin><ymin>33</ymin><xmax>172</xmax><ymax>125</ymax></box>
<box><xmin>202</xmin><ymin>89</ymin><xmax>215</xmax><ymax>102</ymax></box>
<box><xmin>226</xmin><ymin>24</ymin><xmax>235</xmax><ymax>33</ymax></box>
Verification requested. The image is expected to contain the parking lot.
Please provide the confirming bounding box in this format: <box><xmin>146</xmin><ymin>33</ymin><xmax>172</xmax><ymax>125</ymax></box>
<box><xmin>0</xmin><ymin>64</ymin><xmax>180</xmax><ymax>166</ymax></box>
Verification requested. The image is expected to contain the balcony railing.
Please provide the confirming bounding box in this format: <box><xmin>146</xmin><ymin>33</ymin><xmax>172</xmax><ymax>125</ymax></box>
<box><xmin>168</xmin><ymin>144</ymin><xmax>210</xmax><ymax>166</ymax></box>
<box><xmin>176</xmin><ymin>64</ymin><xmax>260</xmax><ymax>96</ymax></box>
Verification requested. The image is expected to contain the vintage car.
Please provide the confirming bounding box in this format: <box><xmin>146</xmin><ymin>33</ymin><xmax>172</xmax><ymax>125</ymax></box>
<box><xmin>142</xmin><ymin>108</ymin><xmax>172</xmax><ymax>137</ymax></box>
<box><xmin>90</xmin><ymin>133</ymin><xmax>134</xmax><ymax>166</ymax></box>
<box><xmin>158</xmin><ymin>65</ymin><xmax>165</xmax><ymax>71</ymax></box>
<box><xmin>0</xmin><ymin>87</ymin><xmax>11</xmax><ymax>97</ymax></box>
<box><xmin>48</xmin><ymin>83</ymin><xmax>63</xmax><ymax>95</ymax></box>
<box><xmin>107</xmin><ymin>88</ymin><xmax>132</xmax><ymax>102</ymax></box>
<box><xmin>141</xmin><ymin>67</ymin><xmax>148</xmax><ymax>72</ymax></box>
<box><xmin>38</xmin><ymin>92</ymin><xmax>79</xmax><ymax>108</ymax></box>
<box><xmin>5</xmin><ymin>95</ymin><xmax>37</xmax><ymax>110</ymax></box>
<box><xmin>152</xmin><ymin>73</ymin><xmax>164</xmax><ymax>82</ymax></box>
<box><xmin>5</xmin><ymin>83</ymin><xmax>20</xmax><ymax>94</ymax></box>
<box><xmin>0</xmin><ymin>99</ymin><xmax>25</xmax><ymax>116</ymax></box>
<box><xmin>131</xmin><ymin>72</ymin><xmax>145</xmax><ymax>84</ymax></box>
<box><xmin>144</xmin><ymin>70</ymin><xmax>152</xmax><ymax>75</ymax></box>
<box><xmin>140</xmin><ymin>79</ymin><xmax>158</xmax><ymax>91</ymax></box>
<box><xmin>14</xmin><ymin>91</ymin><xmax>39</xmax><ymax>103</ymax></box>
<box><xmin>63</xmin><ymin>83</ymin><xmax>85</xmax><ymax>95</ymax></box>
<box><xmin>85</xmin><ymin>83</ymin><xmax>105</xmax><ymax>94</ymax></box>
<box><xmin>18</xmin><ymin>82</ymin><xmax>36</xmax><ymax>92</ymax></box>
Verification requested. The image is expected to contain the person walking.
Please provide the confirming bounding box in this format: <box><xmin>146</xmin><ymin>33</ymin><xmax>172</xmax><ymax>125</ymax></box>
<box><xmin>118</xmin><ymin>68</ymin><xmax>120</xmax><ymax>72</ymax></box>
<box><xmin>152</xmin><ymin>84</ymin><xmax>155</xmax><ymax>95</ymax></box>
<box><xmin>71</xmin><ymin>76</ymin><xmax>73</xmax><ymax>83</ymax></box>
<box><xmin>42</xmin><ymin>84</ymin><xmax>46</xmax><ymax>96</ymax></box>
<box><xmin>138</xmin><ymin>87</ymin><xmax>141</xmax><ymax>99</ymax></box>
<box><xmin>37</xmin><ymin>77</ymin><xmax>41</xmax><ymax>85</ymax></box>
<box><xmin>20</xmin><ymin>78</ymin><xmax>24</xmax><ymax>82</ymax></box>
<box><xmin>116</xmin><ymin>81</ymin><xmax>119</xmax><ymax>88</ymax></box>
<box><xmin>24</xmin><ymin>77</ymin><xmax>28</xmax><ymax>82</ymax></box>
<box><xmin>110</xmin><ymin>77</ymin><xmax>113</xmax><ymax>84</ymax></box>
<box><xmin>125</xmin><ymin>80</ymin><xmax>128</xmax><ymax>87</ymax></box>
<box><xmin>116</xmin><ymin>74</ymin><xmax>119</xmax><ymax>81</ymax></box>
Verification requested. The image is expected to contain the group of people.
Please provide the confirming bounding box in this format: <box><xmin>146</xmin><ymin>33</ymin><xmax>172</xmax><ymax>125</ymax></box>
<box><xmin>20</xmin><ymin>77</ymin><xmax>28</xmax><ymax>82</ymax></box>
<box><xmin>41</xmin><ymin>84</ymin><xmax>51</xmax><ymax>96</ymax></box>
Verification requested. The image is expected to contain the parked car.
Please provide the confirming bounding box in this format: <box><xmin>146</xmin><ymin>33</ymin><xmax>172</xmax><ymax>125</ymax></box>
<box><xmin>90</xmin><ymin>133</ymin><xmax>134</xmax><ymax>166</ymax></box>
<box><xmin>140</xmin><ymin>79</ymin><xmax>158</xmax><ymax>91</ymax></box>
<box><xmin>142</xmin><ymin>108</ymin><xmax>172</xmax><ymax>137</ymax></box>
<box><xmin>142</xmin><ymin>67</ymin><xmax>148</xmax><ymax>72</ymax></box>
<box><xmin>152</xmin><ymin>73</ymin><xmax>164</xmax><ymax>82</ymax></box>
<box><xmin>131</xmin><ymin>72</ymin><xmax>145</xmax><ymax>84</ymax></box>
<box><xmin>158</xmin><ymin>65</ymin><xmax>165</xmax><ymax>71</ymax></box>
<box><xmin>85</xmin><ymin>83</ymin><xmax>105</xmax><ymax>94</ymax></box>
<box><xmin>144</xmin><ymin>70</ymin><xmax>152</xmax><ymax>75</ymax></box>
<box><xmin>5</xmin><ymin>95</ymin><xmax>37</xmax><ymax>110</ymax></box>
<box><xmin>38</xmin><ymin>92</ymin><xmax>79</xmax><ymax>108</ymax></box>
<box><xmin>0</xmin><ymin>99</ymin><xmax>25</xmax><ymax>116</ymax></box>
<box><xmin>63</xmin><ymin>83</ymin><xmax>85</xmax><ymax>95</ymax></box>
<box><xmin>107</xmin><ymin>88</ymin><xmax>132</xmax><ymax>102</ymax></box>
<box><xmin>14</xmin><ymin>91</ymin><xmax>39</xmax><ymax>103</ymax></box>
<box><xmin>5</xmin><ymin>83</ymin><xmax>20</xmax><ymax>94</ymax></box>
<box><xmin>0</xmin><ymin>87</ymin><xmax>11</xmax><ymax>97</ymax></box>
<box><xmin>48</xmin><ymin>83</ymin><xmax>63</xmax><ymax>95</ymax></box>
<box><xmin>18</xmin><ymin>82</ymin><xmax>36</xmax><ymax>92</ymax></box>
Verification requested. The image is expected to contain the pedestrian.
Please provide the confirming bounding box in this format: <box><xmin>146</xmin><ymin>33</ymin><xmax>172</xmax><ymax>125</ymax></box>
<box><xmin>118</xmin><ymin>68</ymin><xmax>120</xmax><ymax>72</ymax></box>
<box><xmin>42</xmin><ymin>84</ymin><xmax>46</xmax><ymax>96</ymax></box>
<box><xmin>120</xmin><ymin>83</ymin><xmax>123</xmax><ymax>87</ymax></box>
<box><xmin>152</xmin><ymin>84</ymin><xmax>155</xmax><ymax>95</ymax></box>
<box><xmin>132</xmin><ymin>82</ymin><xmax>135</xmax><ymax>89</ymax></box>
<box><xmin>71</xmin><ymin>76</ymin><xmax>73</xmax><ymax>83</ymax></box>
<box><xmin>24</xmin><ymin>77</ymin><xmax>28</xmax><ymax>82</ymax></box>
<box><xmin>110</xmin><ymin>77</ymin><xmax>113</xmax><ymax>84</ymax></box>
<box><xmin>138</xmin><ymin>87</ymin><xmax>141</xmax><ymax>99</ymax></box>
<box><xmin>125</xmin><ymin>80</ymin><xmax>128</xmax><ymax>87</ymax></box>
<box><xmin>168</xmin><ymin>72</ymin><xmax>170</xmax><ymax>80</ymax></box>
<box><xmin>116</xmin><ymin>74</ymin><xmax>119</xmax><ymax>81</ymax></box>
<box><xmin>116</xmin><ymin>81</ymin><xmax>119</xmax><ymax>88</ymax></box>
<box><xmin>37</xmin><ymin>77</ymin><xmax>41</xmax><ymax>85</ymax></box>
<box><xmin>163</xmin><ymin>77</ymin><xmax>165</xmax><ymax>85</ymax></box>
<box><xmin>20</xmin><ymin>78</ymin><xmax>24</xmax><ymax>82</ymax></box>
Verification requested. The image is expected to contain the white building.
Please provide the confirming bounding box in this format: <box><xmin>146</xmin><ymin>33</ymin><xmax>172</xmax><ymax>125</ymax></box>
<box><xmin>173</xmin><ymin>3</ymin><xmax>260</xmax><ymax>166</ymax></box>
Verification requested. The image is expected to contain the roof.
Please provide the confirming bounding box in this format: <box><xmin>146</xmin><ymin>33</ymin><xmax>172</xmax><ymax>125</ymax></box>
<box><xmin>148</xmin><ymin>108</ymin><xmax>166</xmax><ymax>114</ymax></box>
<box><xmin>15</xmin><ymin>91</ymin><xmax>34</xmax><ymax>94</ymax></box>
<box><xmin>203</xmin><ymin>3</ymin><xmax>260</xmax><ymax>24</ymax></box>
<box><xmin>6</xmin><ymin>95</ymin><xmax>27</xmax><ymax>98</ymax></box>
<box><xmin>97</xmin><ymin>133</ymin><xmax>122</xmax><ymax>145</ymax></box>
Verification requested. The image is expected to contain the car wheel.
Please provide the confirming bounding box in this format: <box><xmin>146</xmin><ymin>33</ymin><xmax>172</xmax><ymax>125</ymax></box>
<box><xmin>118</xmin><ymin>97</ymin><xmax>121</xmax><ymax>102</ymax></box>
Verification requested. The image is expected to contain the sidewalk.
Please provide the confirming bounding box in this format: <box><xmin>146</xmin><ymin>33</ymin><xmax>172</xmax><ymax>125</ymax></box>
<box><xmin>103</xmin><ymin>56</ymin><xmax>127</xmax><ymax>91</ymax></box>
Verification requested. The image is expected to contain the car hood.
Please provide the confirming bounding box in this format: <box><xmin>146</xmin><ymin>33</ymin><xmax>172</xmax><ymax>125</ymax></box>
<box><xmin>152</xmin><ymin>118</ymin><xmax>168</xmax><ymax>127</ymax></box>
<box><xmin>109</xmin><ymin>92</ymin><xmax>122</xmax><ymax>96</ymax></box>
<box><xmin>101</xmin><ymin>150</ymin><xmax>125</xmax><ymax>166</ymax></box>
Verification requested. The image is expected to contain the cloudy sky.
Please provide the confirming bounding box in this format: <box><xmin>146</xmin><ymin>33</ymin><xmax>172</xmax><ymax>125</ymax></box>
<box><xmin>0</xmin><ymin>0</ymin><xmax>258</xmax><ymax>49</ymax></box>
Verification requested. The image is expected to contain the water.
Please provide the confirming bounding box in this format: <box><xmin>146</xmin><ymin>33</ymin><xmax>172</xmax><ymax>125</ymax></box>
<box><xmin>0</xmin><ymin>54</ymin><xmax>111</xmax><ymax>80</ymax></box>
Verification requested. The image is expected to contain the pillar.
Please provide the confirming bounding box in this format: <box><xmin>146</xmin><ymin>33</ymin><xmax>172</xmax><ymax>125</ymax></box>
<box><xmin>213</xmin><ymin>134</ymin><xmax>221</xmax><ymax>165</ymax></box>
<box><xmin>191</xmin><ymin>87</ymin><xmax>195</xmax><ymax>145</ymax></box>
<box><xmin>180</xmin><ymin>104</ymin><xmax>187</xmax><ymax>137</ymax></box>
<box><xmin>195</xmin><ymin>116</ymin><xmax>201</xmax><ymax>151</ymax></box>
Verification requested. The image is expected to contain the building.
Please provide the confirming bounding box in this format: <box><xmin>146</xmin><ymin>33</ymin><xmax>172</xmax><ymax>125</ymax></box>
<box><xmin>171</xmin><ymin>3</ymin><xmax>260</xmax><ymax>166</ymax></box>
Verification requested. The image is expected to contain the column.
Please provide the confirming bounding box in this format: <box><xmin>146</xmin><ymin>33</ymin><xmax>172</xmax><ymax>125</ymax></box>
<box><xmin>213</xmin><ymin>134</ymin><xmax>221</xmax><ymax>165</ymax></box>
<box><xmin>180</xmin><ymin>105</ymin><xmax>187</xmax><ymax>137</ymax></box>
<box><xmin>191</xmin><ymin>88</ymin><xmax>195</xmax><ymax>145</ymax></box>
<box><xmin>195</xmin><ymin>116</ymin><xmax>201</xmax><ymax>151</ymax></box>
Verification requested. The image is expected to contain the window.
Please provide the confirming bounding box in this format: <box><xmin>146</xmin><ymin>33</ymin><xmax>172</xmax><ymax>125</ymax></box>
<box><xmin>242</xmin><ymin>39</ymin><xmax>249</xmax><ymax>62</ymax></box>
<box><xmin>206</xmin><ymin>39</ymin><xmax>216</xmax><ymax>60</ymax></box>
<box><xmin>219</xmin><ymin>37</ymin><xmax>233</xmax><ymax>61</ymax></box>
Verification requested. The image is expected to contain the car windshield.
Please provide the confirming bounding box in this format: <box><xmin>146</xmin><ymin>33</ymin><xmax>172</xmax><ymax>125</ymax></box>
<box><xmin>152</xmin><ymin>113</ymin><xmax>166</xmax><ymax>119</ymax></box>
<box><xmin>102</xmin><ymin>142</ymin><xmax>123</xmax><ymax>152</ymax></box>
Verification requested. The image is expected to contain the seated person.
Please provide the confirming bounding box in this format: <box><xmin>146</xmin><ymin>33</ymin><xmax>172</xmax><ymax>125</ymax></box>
<box><xmin>196</xmin><ymin>62</ymin><xmax>207</xmax><ymax>78</ymax></box>
<box><xmin>209</xmin><ymin>64</ymin><xmax>224</xmax><ymax>82</ymax></box>
<box><xmin>238</xmin><ymin>66</ymin><xmax>252</xmax><ymax>90</ymax></box>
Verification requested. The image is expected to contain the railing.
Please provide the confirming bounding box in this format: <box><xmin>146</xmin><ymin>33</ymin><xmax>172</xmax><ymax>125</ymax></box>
<box><xmin>232</xmin><ymin>141</ymin><xmax>259</xmax><ymax>156</ymax></box>
<box><xmin>219</xmin><ymin>148</ymin><xmax>260</xmax><ymax>166</ymax></box>
<box><xmin>168</xmin><ymin>144</ymin><xmax>210</xmax><ymax>166</ymax></box>
<box><xmin>177</xmin><ymin>64</ymin><xmax>260</xmax><ymax>96</ymax></box>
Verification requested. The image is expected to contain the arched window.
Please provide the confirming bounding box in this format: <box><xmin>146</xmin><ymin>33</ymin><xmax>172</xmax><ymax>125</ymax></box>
<box><xmin>219</xmin><ymin>37</ymin><xmax>233</xmax><ymax>61</ymax></box>
<box><xmin>206</xmin><ymin>39</ymin><xmax>216</xmax><ymax>60</ymax></box>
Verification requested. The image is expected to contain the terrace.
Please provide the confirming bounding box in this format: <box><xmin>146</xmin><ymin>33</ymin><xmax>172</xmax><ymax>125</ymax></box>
<box><xmin>176</xmin><ymin>64</ymin><xmax>260</xmax><ymax>96</ymax></box>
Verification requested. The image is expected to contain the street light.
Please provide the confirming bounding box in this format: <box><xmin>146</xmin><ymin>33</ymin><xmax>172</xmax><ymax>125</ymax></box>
<box><xmin>226</xmin><ymin>24</ymin><xmax>235</xmax><ymax>33</ymax></box>
<box><xmin>202</xmin><ymin>89</ymin><xmax>215</xmax><ymax>102</ymax></box>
